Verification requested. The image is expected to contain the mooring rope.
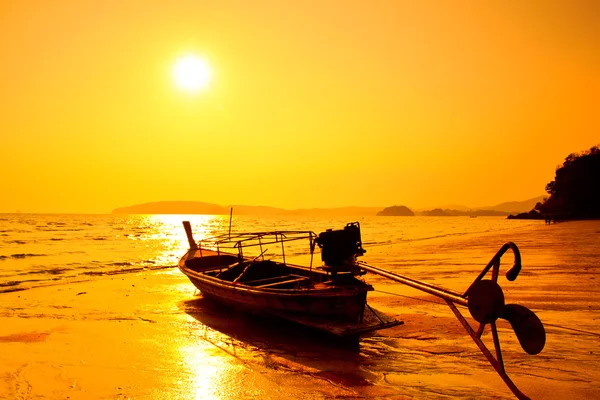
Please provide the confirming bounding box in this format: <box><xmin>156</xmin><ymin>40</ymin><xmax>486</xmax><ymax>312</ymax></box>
<box><xmin>374</xmin><ymin>289</ymin><xmax>447</xmax><ymax>306</ymax></box>
<box><xmin>542</xmin><ymin>323</ymin><xmax>600</xmax><ymax>337</ymax></box>
<box><xmin>375</xmin><ymin>289</ymin><xmax>600</xmax><ymax>337</ymax></box>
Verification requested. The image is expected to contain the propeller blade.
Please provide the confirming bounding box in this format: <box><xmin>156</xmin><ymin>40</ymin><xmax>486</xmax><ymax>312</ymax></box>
<box><xmin>501</xmin><ymin>304</ymin><xmax>546</xmax><ymax>355</ymax></box>
<box><xmin>467</xmin><ymin>280</ymin><xmax>505</xmax><ymax>324</ymax></box>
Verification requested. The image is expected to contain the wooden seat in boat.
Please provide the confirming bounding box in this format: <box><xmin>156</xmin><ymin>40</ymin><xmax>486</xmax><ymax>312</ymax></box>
<box><xmin>256</xmin><ymin>276</ymin><xmax>309</xmax><ymax>288</ymax></box>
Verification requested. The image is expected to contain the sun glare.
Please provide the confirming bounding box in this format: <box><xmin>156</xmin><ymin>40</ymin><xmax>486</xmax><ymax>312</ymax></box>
<box><xmin>172</xmin><ymin>55</ymin><xmax>211</xmax><ymax>92</ymax></box>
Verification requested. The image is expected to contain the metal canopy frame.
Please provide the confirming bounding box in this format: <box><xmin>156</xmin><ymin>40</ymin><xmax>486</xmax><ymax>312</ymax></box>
<box><xmin>197</xmin><ymin>230</ymin><xmax>318</xmax><ymax>268</ymax></box>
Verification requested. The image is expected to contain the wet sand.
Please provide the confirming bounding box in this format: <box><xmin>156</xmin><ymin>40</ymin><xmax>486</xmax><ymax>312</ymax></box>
<box><xmin>1</xmin><ymin>220</ymin><xmax>599</xmax><ymax>399</ymax></box>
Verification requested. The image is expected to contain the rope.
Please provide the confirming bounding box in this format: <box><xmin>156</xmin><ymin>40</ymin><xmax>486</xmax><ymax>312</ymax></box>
<box><xmin>375</xmin><ymin>290</ymin><xmax>600</xmax><ymax>337</ymax></box>
<box><xmin>543</xmin><ymin>323</ymin><xmax>600</xmax><ymax>337</ymax></box>
<box><xmin>374</xmin><ymin>289</ymin><xmax>447</xmax><ymax>306</ymax></box>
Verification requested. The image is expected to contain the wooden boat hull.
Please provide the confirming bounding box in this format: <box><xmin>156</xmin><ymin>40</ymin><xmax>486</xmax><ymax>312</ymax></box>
<box><xmin>178</xmin><ymin>232</ymin><xmax>402</xmax><ymax>338</ymax></box>
<box><xmin>188</xmin><ymin>274</ymin><xmax>368</xmax><ymax>319</ymax></box>
<box><xmin>179</xmin><ymin>249</ymin><xmax>371</xmax><ymax>322</ymax></box>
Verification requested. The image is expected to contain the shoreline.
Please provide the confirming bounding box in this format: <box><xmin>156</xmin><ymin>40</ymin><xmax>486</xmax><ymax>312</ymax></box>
<box><xmin>1</xmin><ymin>221</ymin><xmax>599</xmax><ymax>399</ymax></box>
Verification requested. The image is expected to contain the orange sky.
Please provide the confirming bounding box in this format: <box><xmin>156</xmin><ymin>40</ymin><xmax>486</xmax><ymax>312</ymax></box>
<box><xmin>1</xmin><ymin>0</ymin><xmax>598</xmax><ymax>213</ymax></box>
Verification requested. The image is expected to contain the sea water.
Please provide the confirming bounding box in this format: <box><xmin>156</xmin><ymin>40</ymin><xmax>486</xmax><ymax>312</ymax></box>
<box><xmin>0</xmin><ymin>213</ymin><xmax>543</xmax><ymax>293</ymax></box>
<box><xmin>1</xmin><ymin>213</ymin><xmax>599</xmax><ymax>399</ymax></box>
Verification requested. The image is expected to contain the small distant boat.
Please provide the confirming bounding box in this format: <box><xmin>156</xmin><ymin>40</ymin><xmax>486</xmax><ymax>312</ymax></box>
<box><xmin>179</xmin><ymin>219</ymin><xmax>547</xmax><ymax>399</ymax></box>
<box><xmin>178</xmin><ymin>221</ymin><xmax>402</xmax><ymax>339</ymax></box>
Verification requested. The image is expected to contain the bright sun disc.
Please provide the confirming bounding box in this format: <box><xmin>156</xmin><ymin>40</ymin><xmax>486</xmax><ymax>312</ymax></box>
<box><xmin>172</xmin><ymin>55</ymin><xmax>211</xmax><ymax>92</ymax></box>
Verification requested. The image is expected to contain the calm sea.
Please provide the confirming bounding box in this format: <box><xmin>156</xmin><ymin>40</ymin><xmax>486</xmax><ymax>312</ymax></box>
<box><xmin>3</xmin><ymin>213</ymin><xmax>600</xmax><ymax>399</ymax></box>
<box><xmin>0</xmin><ymin>213</ymin><xmax>543</xmax><ymax>293</ymax></box>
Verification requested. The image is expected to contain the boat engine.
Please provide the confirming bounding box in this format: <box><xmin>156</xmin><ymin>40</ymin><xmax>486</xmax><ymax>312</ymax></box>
<box><xmin>315</xmin><ymin>222</ymin><xmax>366</xmax><ymax>275</ymax></box>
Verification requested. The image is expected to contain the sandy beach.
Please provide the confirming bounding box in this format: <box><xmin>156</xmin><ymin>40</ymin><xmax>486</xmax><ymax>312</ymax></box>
<box><xmin>3</xmin><ymin>0</ymin><xmax>598</xmax><ymax>397</ymax></box>
<box><xmin>1</xmin><ymin>220</ymin><xmax>599</xmax><ymax>399</ymax></box>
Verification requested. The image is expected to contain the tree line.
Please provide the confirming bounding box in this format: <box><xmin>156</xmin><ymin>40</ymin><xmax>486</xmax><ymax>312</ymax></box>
<box><xmin>533</xmin><ymin>146</ymin><xmax>600</xmax><ymax>220</ymax></box>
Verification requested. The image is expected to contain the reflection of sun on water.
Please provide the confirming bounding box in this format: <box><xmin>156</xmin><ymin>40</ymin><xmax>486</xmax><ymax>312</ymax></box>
<box><xmin>180</xmin><ymin>343</ymin><xmax>235</xmax><ymax>400</ymax></box>
<box><xmin>128</xmin><ymin>214</ymin><xmax>242</xmax><ymax>398</ymax></box>
<box><xmin>131</xmin><ymin>214</ymin><xmax>231</xmax><ymax>270</ymax></box>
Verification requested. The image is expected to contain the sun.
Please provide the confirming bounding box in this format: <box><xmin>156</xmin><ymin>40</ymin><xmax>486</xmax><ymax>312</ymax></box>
<box><xmin>172</xmin><ymin>55</ymin><xmax>212</xmax><ymax>93</ymax></box>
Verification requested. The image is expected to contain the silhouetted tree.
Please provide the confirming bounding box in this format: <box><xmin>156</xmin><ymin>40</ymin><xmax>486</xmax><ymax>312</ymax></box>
<box><xmin>537</xmin><ymin>146</ymin><xmax>600</xmax><ymax>219</ymax></box>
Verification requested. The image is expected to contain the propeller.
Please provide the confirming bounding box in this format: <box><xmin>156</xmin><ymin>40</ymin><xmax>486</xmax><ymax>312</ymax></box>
<box><xmin>467</xmin><ymin>280</ymin><xmax>546</xmax><ymax>355</ymax></box>
<box><xmin>357</xmin><ymin>241</ymin><xmax>544</xmax><ymax>399</ymax></box>
<box><xmin>356</xmin><ymin>242</ymin><xmax>544</xmax><ymax>400</ymax></box>
<box><xmin>467</xmin><ymin>279</ymin><xmax>505</xmax><ymax>323</ymax></box>
<box><xmin>502</xmin><ymin>304</ymin><xmax>546</xmax><ymax>355</ymax></box>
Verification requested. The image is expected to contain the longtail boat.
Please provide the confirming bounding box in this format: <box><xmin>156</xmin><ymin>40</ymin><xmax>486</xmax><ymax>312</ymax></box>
<box><xmin>179</xmin><ymin>221</ymin><xmax>545</xmax><ymax>400</ymax></box>
<box><xmin>179</xmin><ymin>221</ymin><xmax>402</xmax><ymax>338</ymax></box>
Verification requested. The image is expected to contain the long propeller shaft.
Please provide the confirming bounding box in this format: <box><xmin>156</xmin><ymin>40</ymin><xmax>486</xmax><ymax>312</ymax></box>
<box><xmin>358</xmin><ymin>261</ymin><xmax>468</xmax><ymax>306</ymax></box>
<box><xmin>356</xmin><ymin>243</ymin><xmax>545</xmax><ymax>400</ymax></box>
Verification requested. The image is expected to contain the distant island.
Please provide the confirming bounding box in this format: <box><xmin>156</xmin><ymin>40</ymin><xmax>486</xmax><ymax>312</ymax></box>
<box><xmin>509</xmin><ymin>145</ymin><xmax>600</xmax><ymax>220</ymax></box>
<box><xmin>112</xmin><ymin>201</ymin><xmax>227</xmax><ymax>215</ymax></box>
<box><xmin>112</xmin><ymin>196</ymin><xmax>545</xmax><ymax>217</ymax></box>
<box><xmin>421</xmin><ymin>208</ymin><xmax>510</xmax><ymax>217</ymax></box>
<box><xmin>375</xmin><ymin>196</ymin><xmax>544</xmax><ymax>217</ymax></box>
<box><xmin>111</xmin><ymin>201</ymin><xmax>382</xmax><ymax>216</ymax></box>
<box><xmin>376</xmin><ymin>205</ymin><xmax>415</xmax><ymax>216</ymax></box>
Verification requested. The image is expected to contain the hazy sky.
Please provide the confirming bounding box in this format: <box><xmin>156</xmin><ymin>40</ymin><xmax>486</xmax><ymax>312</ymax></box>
<box><xmin>1</xmin><ymin>0</ymin><xmax>598</xmax><ymax>213</ymax></box>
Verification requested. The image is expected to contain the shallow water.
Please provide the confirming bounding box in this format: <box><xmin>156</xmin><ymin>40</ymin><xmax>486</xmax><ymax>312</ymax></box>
<box><xmin>1</xmin><ymin>214</ymin><xmax>599</xmax><ymax>399</ymax></box>
<box><xmin>0</xmin><ymin>213</ymin><xmax>542</xmax><ymax>293</ymax></box>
